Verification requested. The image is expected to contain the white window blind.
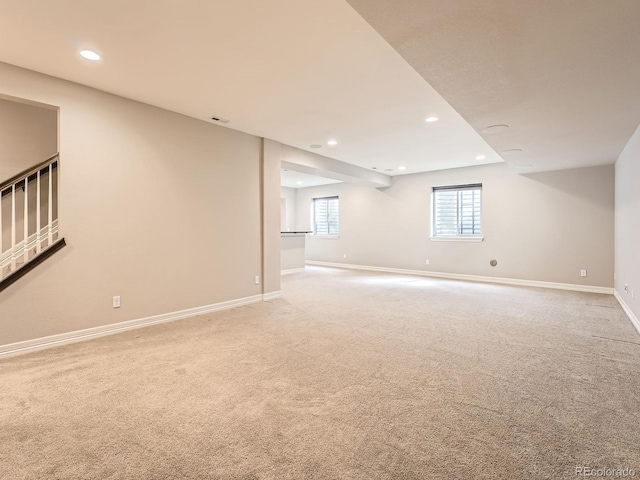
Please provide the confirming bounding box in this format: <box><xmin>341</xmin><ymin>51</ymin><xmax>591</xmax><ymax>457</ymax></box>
<box><xmin>433</xmin><ymin>184</ymin><xmax>482</xmax><ymax>237</ymax></box>
<box><xmin>313</xmin><ymin>196</ymin><xmax>339</xmax><ymax>235</ymax></box>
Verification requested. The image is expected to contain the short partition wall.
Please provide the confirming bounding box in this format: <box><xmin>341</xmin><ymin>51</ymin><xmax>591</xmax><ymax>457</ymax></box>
<box><xmin>281</xmin><ymin>232</ymin><xmax>310</xmax><ymax>274</ymax></box>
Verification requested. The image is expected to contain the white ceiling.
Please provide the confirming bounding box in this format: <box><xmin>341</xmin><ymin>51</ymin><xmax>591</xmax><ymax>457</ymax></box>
<box><xmin>346</xmin><ymin>0</ymin><xmax>640</xmax><ymax>173</ymax></box>
<box><xmin>281</xmin><ymin>170</ymin><xmax>342</xmax><ymax>189</ymax></box>
<box><xmin>0</xmin><ymin>0</ymin><xmax>502</xmax><ymax>176</ymax></box>
<box><xmin>1</xmin><ymin>1</ymin><xmax>636</xmax><ymax>176</ymax></box>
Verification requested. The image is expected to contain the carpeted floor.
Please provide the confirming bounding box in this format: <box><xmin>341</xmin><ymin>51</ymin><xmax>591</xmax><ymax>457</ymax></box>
<box><xmin>1</xmin><ymin>266</ymin><xmax>639</xmax><ymax>479</ymax></box>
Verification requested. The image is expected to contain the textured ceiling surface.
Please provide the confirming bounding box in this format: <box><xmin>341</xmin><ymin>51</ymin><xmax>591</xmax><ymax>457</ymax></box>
<box><xmin>0</xmin><ymin>0</ymin><xmax>502</xmax><ymax>176</ymax></box>
<box><xmin>2</xmin><ymin>0</ymin><xmax>637</xmax><ymax>175</ymax></box>
<box><xmin>346</xmin><ymin>0</ymin><xmax>640</xmax><ymax>173</ymax></box>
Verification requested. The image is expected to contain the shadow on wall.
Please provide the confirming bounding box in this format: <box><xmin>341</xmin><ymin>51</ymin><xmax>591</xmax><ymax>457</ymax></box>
<box><xmin>0</xmin><ymin>95</ymin><xmax>58</xmax><ymax>182</ymax></box>
<box><xmin>521</xmin><ymin>164</ymin><xmax>614</xmax><ymax>205</ymax></box>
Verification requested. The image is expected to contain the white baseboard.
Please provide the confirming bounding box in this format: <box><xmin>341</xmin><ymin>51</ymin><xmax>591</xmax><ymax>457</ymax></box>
<box><xmin>263</xmin><ymin>290</ymin><xmax>282</xmax><ymax>301</ymax></box>
<box><xmin>614</xmin><ymin>290</ymin><xmax>640</xmax><ymax>335</ymax></box>
<box><xmin>281</xmin><ymin>267</ymin><xmax>305</xmax><ymax>275</ymax></box>
<box><xmin>306</xmin><ymin>261</ymin><xmax>614</xmax><ymax>295</ymax></box>
<box><xmin>0</xmin><ymin>294</ymin><xmax>265</xmax><ymax>358</ymax></box>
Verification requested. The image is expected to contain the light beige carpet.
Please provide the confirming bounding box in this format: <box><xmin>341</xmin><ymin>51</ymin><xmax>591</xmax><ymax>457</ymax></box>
<box><xmin>1</xmin><ymin>266</ymin><xmax>639</xmax><ymax>479</ymax></box>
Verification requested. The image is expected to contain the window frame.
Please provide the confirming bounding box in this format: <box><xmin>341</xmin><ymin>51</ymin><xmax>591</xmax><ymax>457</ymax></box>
<box><xmin>311</xmin><ymin>196</ymin><xmax>340</xmax><ymax>238</ymax></box>
<box><xmin>430</xmin><ymin>183</ymin><xmax>484</xmax><ymax>242</ymax></box>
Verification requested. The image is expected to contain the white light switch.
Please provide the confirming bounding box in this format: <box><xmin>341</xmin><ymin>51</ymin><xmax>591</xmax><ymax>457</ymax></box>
<box><xmin>113</xmin><ymin>296</ymin><xmax>121</xmax><ymax>308</ymax></box>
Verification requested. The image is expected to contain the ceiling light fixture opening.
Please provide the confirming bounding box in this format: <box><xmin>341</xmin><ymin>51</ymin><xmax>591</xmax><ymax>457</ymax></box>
<box><xmin>297</xmin><ymin>181</ymin><xmax>303</xmax><ymax>185</ymax></box>
<box><xmin>309</xmin><ymin>144</ymin><xmax>322</xmax><ymax>149</ymax></box>
<box><xmin>425</xmin><ymin>116</ymin><xmax>439</xmax><ymax>123</ymax></box>
<box><xmin>398</xmin><ymin>166</ymin><xmax>407</xmax><ymax>171</ymax></box>
<box><xmin>482</xmin><ymin>124</ymin><xmax>509</xmax><ymax>134</ymax></box>
<box><xmin>475</xmin><ymin>155</ymin><xmax>486</xmax><ymax>160</ymax></box>
<box><xmin>327</xmin><ymin>139</ymin><xmax>338</xmax><ymax>146</ymax></box>
<box><xmin>80</xmin><ymin>50</ymin><xmax>101</xmax><ymax>61</ymax></box>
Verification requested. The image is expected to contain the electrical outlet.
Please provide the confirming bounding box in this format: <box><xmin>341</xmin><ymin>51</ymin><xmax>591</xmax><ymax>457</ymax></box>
<box><xmin>624</xmin><ymin>284</ymin><xmax>629</xmax><ymax>293</ymax></box>
<box><xmin>580</xmin><ymin>269</ymin><xmax>587</xmax><ymax>277</ymax></box>
<box><xmin>255</xmin><ymin>276</ymin><xmax>260</xmax><ymax>285</ymax></box>
<box><xmin>113</xmin><ymin>296</ymin><xmax>121</xmax><ymax>308</ymax></box>
<box><xmin>425</xmin><ymin>259</ymin><xmax>430</xmax><ymax>265</ymax></box>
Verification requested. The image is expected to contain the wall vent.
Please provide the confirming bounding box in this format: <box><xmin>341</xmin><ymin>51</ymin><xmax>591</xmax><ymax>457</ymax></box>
<box><xmin>210</xmin><ymin>116</ymin><xmax>230</xmax><ymax>124</ymax></box>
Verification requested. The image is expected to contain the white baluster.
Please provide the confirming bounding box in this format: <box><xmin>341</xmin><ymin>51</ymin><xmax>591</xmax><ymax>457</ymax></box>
<box><xmin>0</xmin><ymin>189</ymin><xmax>3</xmax><ymax>257</ymax></box>
<box><xmin>48</xmin><ymin>164</ymin><xmax>53</xmax><ymax>245</ymax></box>
<box><xmin>24</xmin><ymin>179</ymin><xmax>29</xmax><ymax>263</ymax></box>
<box><xmin>36</xmin><ymin>170</ymin><xmax>41</xmax><ymax>254</ymax></box>
<box><xmin>11</xmin><ymin>184</ymin><xmax>16</xmax><ymax>270</ymax></box>
<box><xmin>0</xmin><ymin>189</ymin><xmax>3</xmax><ymax>277</ymax></box>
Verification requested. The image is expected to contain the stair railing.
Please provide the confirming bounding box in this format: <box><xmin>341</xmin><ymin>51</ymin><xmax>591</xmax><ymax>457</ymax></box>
<box><xmin>0</xmin><ymin>154</ymin><xmax>60</xmax><ymax>281</ymax></box>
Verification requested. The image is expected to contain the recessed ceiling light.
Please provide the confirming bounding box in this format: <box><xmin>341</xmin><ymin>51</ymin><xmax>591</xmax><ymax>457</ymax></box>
<box><xmin>80</xmin><ymin>50</ymin><xmax>101</xmax><ymax>61</ymax></box>
<box><xmin>502</xmin><ymin>148</ymin><xmax>523</xmax><ymax>154</ymax></box>
<box><xmin>372</xmin><ymin>167</ymin><xmax>378</xmax><ymax>170</ymax></box>
<box><xmin>297</xmin><ymin>181</ymin><xmax>303</xmax><ymax>185</ymax></box>
<box><xmin>425</xmin><ymin>116</ymin><xmax>439</xmax><ymax>123</ymax></box>
<box><xmin>309</xmin><ymin>144</ymin><xmax>322</xmax><ymax>149</ymax></box>
<box><xmin>384</xmin><ymin>168</ymin><xmax>394</xmax><ymax>172</ymax></box>
<box><xmin>475</xmin><ymin>155</ymin><xmax>486</xmax><ymax>161</ymax></box>
<box><xmin>327</xmin><ymin>139</ymin><xmax>338</xmax><ymax>146</ymax></box>
<box><xmin>482</xmin><ymin>124</ymin><xmax>509</xmax><ymax>134</ymax></box>
<box><xmin>398</xmin><ymin>166</ymin><xmax>407</xmax><ymax>171</ymax></box>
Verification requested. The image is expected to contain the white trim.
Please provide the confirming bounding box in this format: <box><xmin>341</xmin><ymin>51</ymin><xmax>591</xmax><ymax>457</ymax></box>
<box><xmin>281</xmin><ymin>267</ymin><xmax>305</xmax><ymax>275</ymax></box>
<box><xmin>1</xmin><ymin>220</ymin><xmax>60</xmax><ymax>276</ymax></box>
<box><xmin>430</xmin><ymin>236</ymin><xmax>484</xmax><ymax>243</ymax></box>
<box><xmin>0</xmin><ymin>294</ymin><xmax>264</xmax><ymax>358</ymax></box>
<box><xmin>306</xmin><ymin>261</ymin><xmax>614</xmax><ymax>295</ymax></box>
<box><xmin>310</xmin><ymin>234</ymin><xmax>340</xmax><ymax>239</ymax></box>
<box><xmin>263</xmin><ymin>291</ymin><xmax>282</xmax><ymax>301</ymax></box>
<box><xmin>614</xmin><ymin>289</ymin><xmax>640</xmax><ymax>335</ymax></box>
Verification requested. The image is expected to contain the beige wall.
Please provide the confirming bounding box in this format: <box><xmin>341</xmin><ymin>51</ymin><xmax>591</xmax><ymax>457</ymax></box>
<box><xmin>261</xmin><ymin>138</ymin><xmax>281</xmax><ymax>295</ymax></box>
<box><xmin>0</xmin><ymin>96</ymin><xmax>57</xmax><ymax>182</ymax></box>
<box><xmin>0</xmin><ymin>62</ymin><xmax>273</xmax><ymax>345</ymax></box>
<box><xmin>297</xmin><ymin>162</ymin><xmax>614</xmax><ymax>287</ymax></box>
<box><xmin>280</xmin><ymin>186</ymin><xmax>297</xmax><ymax>232</ymax></box>
<box><xmin>615</xmin><ymin>123</ymin><xmax>640</xmax><ymax>319</ymax></box>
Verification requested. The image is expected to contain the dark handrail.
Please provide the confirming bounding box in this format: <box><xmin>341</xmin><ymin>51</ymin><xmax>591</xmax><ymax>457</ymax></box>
<box><xmin>0</xmin><ymin>238</ymin><xmax>66</xmax><ymax>293</ymax></box>
<box><xmin>0</xmin><ymin>153</ymin><xmax>59</xmax><ymax>192</ymax></box>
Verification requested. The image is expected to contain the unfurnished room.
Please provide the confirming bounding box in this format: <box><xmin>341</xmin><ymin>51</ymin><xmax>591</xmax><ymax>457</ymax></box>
<box><xmin>1</xmin><ymin>1</ymin><xmax>639</xmax><ymax>479</ymax></box>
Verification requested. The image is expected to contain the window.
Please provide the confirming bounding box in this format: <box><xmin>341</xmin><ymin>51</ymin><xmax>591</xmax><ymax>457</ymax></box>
<box><xmin>312</xmin><ymin>196</ymin><xmax>339</xmax><ymax>236</ymax></box>
<box><xmin>432</xmin><ymin>184</ymin><xmax>482</xmax><ymax>240</ymax></box>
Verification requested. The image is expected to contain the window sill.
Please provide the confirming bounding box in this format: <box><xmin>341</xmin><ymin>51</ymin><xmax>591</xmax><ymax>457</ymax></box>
<box><xmin>311</xmin><ymin>234</ymin><xmax>340</xmax><ymax>239</ymax></box>
<box><xmin>430</xmin><ymin>236</ymin><xmax>484</xmax><ymax>243</ymax></box>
